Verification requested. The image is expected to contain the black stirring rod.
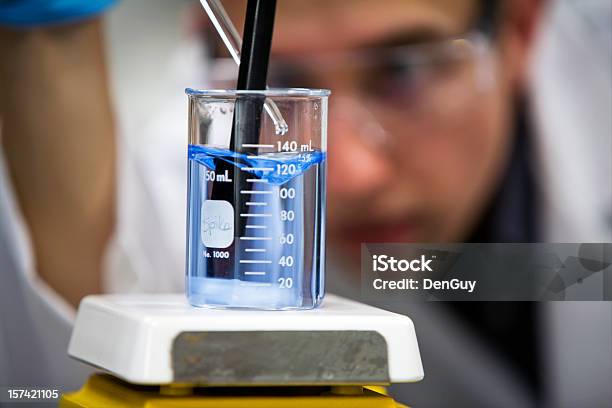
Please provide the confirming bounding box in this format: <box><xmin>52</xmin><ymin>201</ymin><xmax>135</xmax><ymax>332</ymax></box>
<box><xmin>210</xmin><ymin>0</ymin><xmax>276</xmax><ymax>275</ymax></box>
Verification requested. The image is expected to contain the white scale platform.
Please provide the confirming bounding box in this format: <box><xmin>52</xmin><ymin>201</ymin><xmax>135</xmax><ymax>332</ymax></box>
<box><xmin>68</xmin><ymin>294</ymin><xmax>423</xmax><ymax>386</ymax></box>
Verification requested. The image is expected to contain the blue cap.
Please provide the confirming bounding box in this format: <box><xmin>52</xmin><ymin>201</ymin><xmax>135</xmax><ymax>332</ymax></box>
<box><xmin>0</xmin><ymin>0</ymin><xmax>118</xmax><ymax>28</ymax></box>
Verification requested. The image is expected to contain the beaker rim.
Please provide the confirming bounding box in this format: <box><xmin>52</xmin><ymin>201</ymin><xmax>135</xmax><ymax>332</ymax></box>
<box><xmin>185</xmin><ymin>88</ymin><xmax>331</xmax><ymax>98</ymax></box>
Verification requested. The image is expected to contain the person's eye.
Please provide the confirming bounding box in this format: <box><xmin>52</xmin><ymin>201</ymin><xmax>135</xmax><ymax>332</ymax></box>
<box><xmin>367</xmin><ymin>61</ymin><xmax>423</xmax><ymax>103</ymax></box>
<box><xmin>387</xmin><ymin>60</ymin><xmax>420</xmax><ymax>81</ymax></box>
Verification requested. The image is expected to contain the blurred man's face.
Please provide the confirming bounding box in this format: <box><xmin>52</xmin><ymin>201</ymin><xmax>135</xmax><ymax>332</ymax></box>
<box><xmin>227</xmin><ymin>0</ymin><xmax>519</xmax><ymax>253</ymax></box>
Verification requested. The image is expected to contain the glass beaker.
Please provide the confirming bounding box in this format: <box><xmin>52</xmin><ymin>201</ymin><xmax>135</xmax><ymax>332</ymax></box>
<box><xmin>185</xmin><ymin>88</ymin><xmax>330</xmax><ymax>310</ymax></box>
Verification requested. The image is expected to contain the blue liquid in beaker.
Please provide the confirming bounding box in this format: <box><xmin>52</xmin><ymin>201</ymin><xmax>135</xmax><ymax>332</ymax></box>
<box><xmin>186</xmin><ymin>145</ymin><xmax>326</xmax><ymax>310</ymax></box>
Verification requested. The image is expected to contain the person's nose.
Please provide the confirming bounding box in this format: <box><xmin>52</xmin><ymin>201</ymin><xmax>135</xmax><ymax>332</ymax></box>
<box><xmin>327</xmin><ymin>96</ymin><xmax>393</xmax><ymax>198</ymax></box>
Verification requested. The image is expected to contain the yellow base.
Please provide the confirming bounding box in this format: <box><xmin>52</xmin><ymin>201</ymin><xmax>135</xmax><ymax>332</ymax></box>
<box><xmin>60</xmin><ymin>375</ymin><xmax>408</xmax><ymax>408</ymax></box>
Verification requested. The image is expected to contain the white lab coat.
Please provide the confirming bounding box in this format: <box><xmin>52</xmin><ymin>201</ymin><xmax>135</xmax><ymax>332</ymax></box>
<box><xmin>530</xmin><ymin>1</ymin><xmax>612</xmax><ymax>407</ymax></box>
<box><xmin>0</xmin><ymin>0</ymin><xmax>610</xmax><ymax>405</ymax></box>
<box><xmin>0</xmin><ymin>151</ymin><xmax>93</xmax><ymax>391</ymax></box>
